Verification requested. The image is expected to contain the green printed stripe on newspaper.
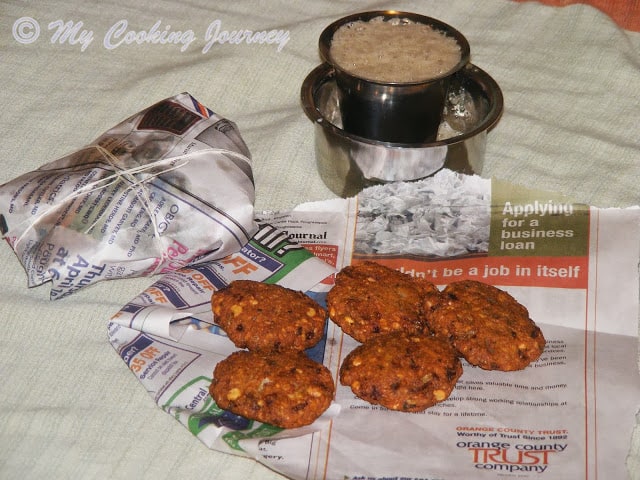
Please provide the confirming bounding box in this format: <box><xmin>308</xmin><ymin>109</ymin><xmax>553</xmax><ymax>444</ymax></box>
<box><xmin>248</xmin><ymin>237</ymin><xmax>315</xmax><ymax>284</ymax></box>
<box><xmin>489</xmin><ymin>179</ymin><xmax>590</xmax><ymax>257</ymax></box>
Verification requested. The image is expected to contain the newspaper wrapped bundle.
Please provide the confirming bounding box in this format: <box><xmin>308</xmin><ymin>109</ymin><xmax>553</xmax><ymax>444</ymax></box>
<box><xmin>0</xmin><ymin>93</ymin><xmax>257</xmax><ymax>299</ymax></box>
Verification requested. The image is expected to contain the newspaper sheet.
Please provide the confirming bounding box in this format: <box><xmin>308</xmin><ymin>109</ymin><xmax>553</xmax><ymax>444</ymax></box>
<box><xmin>108</xmin><ymin>169</ymin><xmax>640</xmax><ymax>479</ymax></box>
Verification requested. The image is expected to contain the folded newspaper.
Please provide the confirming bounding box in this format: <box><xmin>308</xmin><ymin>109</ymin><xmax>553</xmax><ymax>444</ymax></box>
<box><xmin>108</xmin><ymin>169</ymin><xmax>640</xmax><ymax>479</ymax></box>
<box><xmin>0</xmin><ymin>93</ymin><xmax>256</xmax><ymax>299</ymax></box>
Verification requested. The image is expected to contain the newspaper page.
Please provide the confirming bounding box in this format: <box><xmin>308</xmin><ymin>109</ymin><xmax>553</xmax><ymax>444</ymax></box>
<box><xmin>109</xmin><ymin>170</ymin><xmax>640</xmax><ymax>479</ymax></box>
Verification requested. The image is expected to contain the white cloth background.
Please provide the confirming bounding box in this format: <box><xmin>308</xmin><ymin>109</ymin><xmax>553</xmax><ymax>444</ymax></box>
<box><xmin>1</xmin><ymin>1</ymin><xmax>639</xmax><ymax>479</ymax></box>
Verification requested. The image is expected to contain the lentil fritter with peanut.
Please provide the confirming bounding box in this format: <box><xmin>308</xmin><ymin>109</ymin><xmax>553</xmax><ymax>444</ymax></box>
<box><xmin>211</xmin><ymin>280</ymin><xmax>327</xmax><ymax>352</ymax></box>
<box><xmin>340</xmin><ymin>331</ymin><xmax>463</xmax><ymax>412</ymax></box>
<box><xmin>326</xmin><ymin>261</ymin><xmax>440</xmax><ymax>343</ymax></box>
<box><xmin>428</xmin><ymin>280</ymin><xmax>546</xmax><ymax>371</ymax></box>
<box><xmin>210</xmin><ymin>349</ymin><xmax>335</xmax><ymax>428</ymax></box>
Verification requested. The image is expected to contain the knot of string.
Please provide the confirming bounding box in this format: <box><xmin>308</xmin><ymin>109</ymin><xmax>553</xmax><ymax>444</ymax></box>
<box><xmin>10</xmin><ymin>144</ymin><xmax>251</xmax><ymax>277</ymax></box>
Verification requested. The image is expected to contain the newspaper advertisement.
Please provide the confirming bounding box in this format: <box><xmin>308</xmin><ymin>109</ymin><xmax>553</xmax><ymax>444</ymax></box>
<box><xmin>108</xmin><ymin>169</ymin><xmax>640</xmax><ymax>479</ymax></box>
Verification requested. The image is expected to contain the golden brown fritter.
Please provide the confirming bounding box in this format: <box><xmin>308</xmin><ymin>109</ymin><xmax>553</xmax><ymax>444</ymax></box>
<box><xmin>428</xmin><ymin>280</ymin><xmax>545</xmax><ymax>371</ymax></box>
<box><xmin>209</xmin><ymin>349</ymin><xmax>335</xmax><ymax>428</ymax></box>
<box><xmin>340</xmin><ymin>331</ymin><xmax>462</xmax><ymax>412</ymax></box>
<box><xmin>211</xmin><ymin>280</ymin><xmax>326</xmax><ymax>352</ymax></box>
<box><xmin>326</xmin><ymin>261</ymin><xmax>438</xmax><ymax>343</ymax></box>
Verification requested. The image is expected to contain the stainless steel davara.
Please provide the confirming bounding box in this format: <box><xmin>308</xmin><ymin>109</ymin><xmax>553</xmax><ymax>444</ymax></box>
<box><xmin>301</xmin><ymin>62</ymin><xmax>503</xmax><ymax>197</ymax></box>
